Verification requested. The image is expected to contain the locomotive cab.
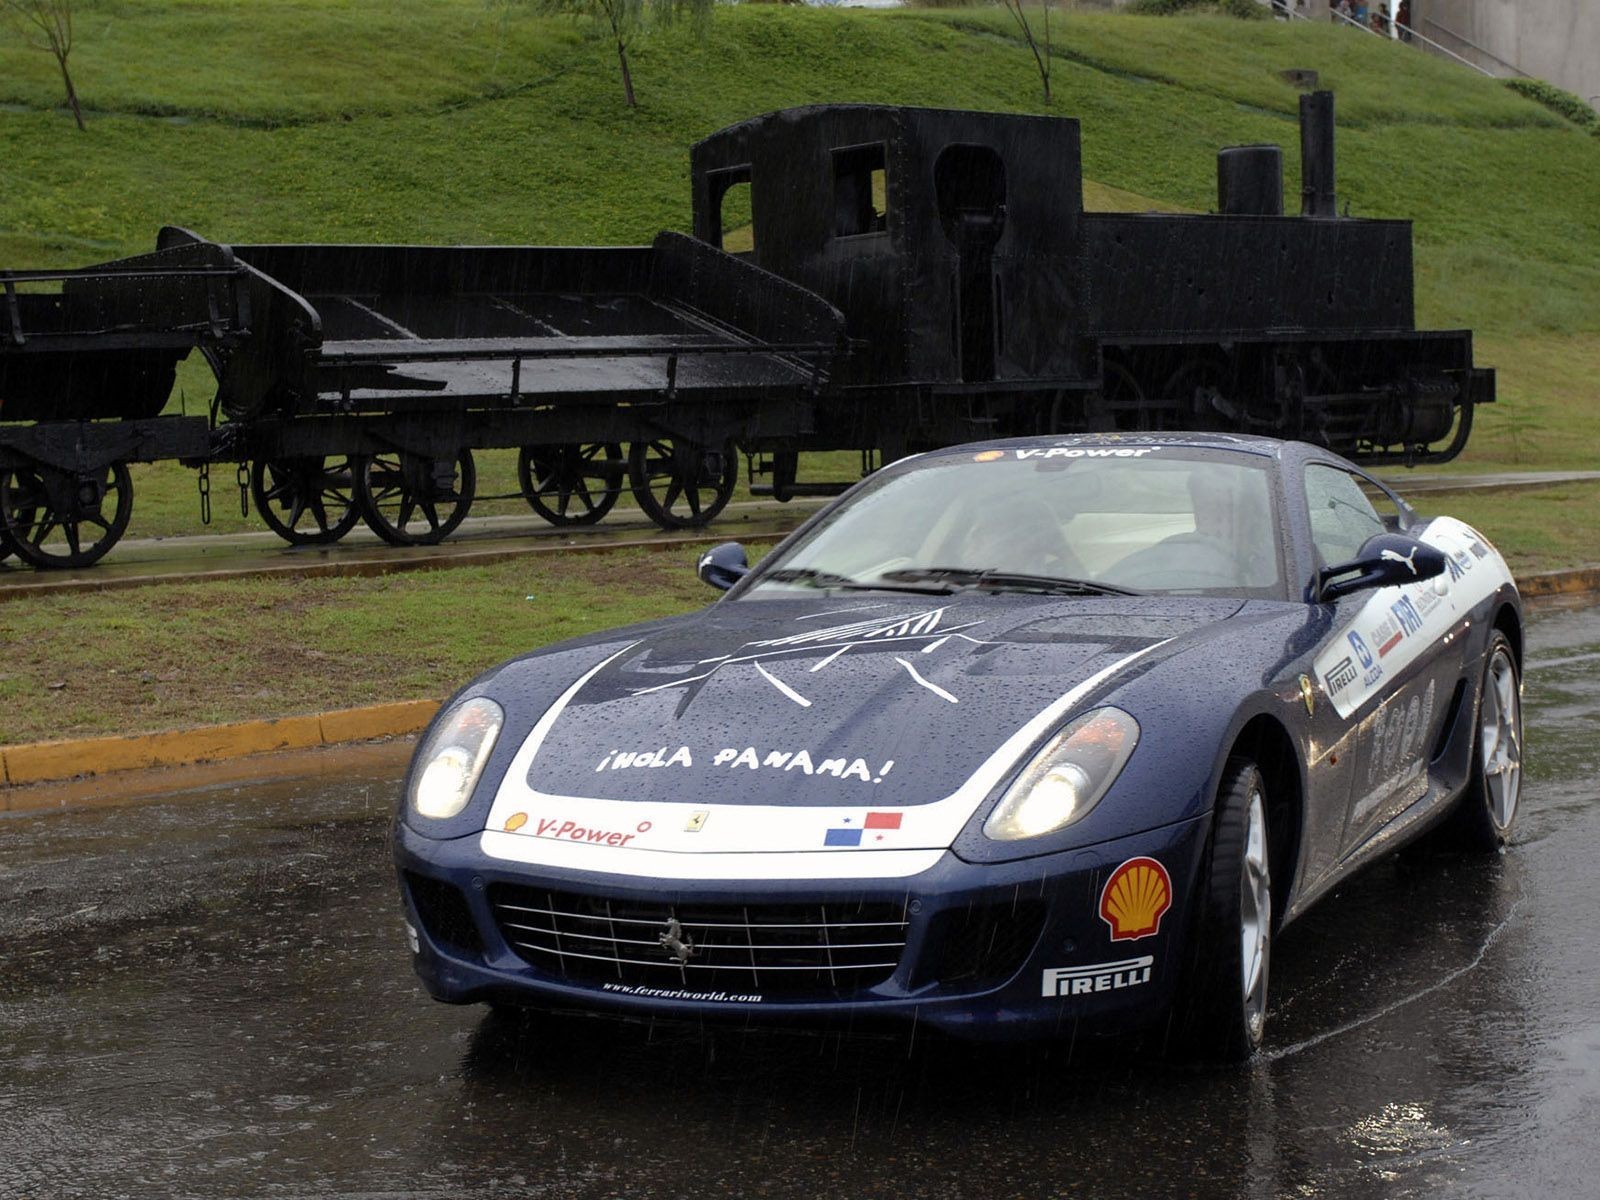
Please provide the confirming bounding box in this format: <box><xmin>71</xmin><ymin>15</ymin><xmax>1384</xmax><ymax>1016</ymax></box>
<box><xmin>691</xmin><ymin>105</ymin><xmax>1093</xmax><ymax>391</ymax></box>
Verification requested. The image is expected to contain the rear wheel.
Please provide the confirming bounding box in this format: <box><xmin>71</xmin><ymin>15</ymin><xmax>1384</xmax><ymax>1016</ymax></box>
<box><xmin>355</xmin><ymin>449</ymin><xmax>476</xmax><ymax>546</ymax></box>
<box><xmin>1169</xmin><ymin>756</ymin><xmax>1271</xmax><ymax>1062</ymax></box>
<box><xmin>0</xmin><ymin>461</ymin><xmax>134</xmax><ymax>569</ymax></box>
<box><xmin>1449</xmin><ymin>631</ymin><xmax>1522</xmax><ymax>852</ymax></box>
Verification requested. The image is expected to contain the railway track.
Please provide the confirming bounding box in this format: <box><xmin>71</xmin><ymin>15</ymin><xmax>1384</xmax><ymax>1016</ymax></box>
<box><xmin>2</xmin><ymin>471</ymin><xmax>1595</xmax><ymax>602</ymax></box>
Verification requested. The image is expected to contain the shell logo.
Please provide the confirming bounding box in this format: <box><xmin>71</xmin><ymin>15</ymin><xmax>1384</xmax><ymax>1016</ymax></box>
<box><xmin>504</xmin><ymin>812</ymin><xmax>528</xmax><ymax>833</ymax></box>
<box><xmin>1099</xmin><ymin>857</ymin><xmax>1172</xmax><ymax>941</ymax></box>
<box><xmin>972</xmin><ymin>449</ymin><xmax>1005</xmax><ymax>462</ymax></box>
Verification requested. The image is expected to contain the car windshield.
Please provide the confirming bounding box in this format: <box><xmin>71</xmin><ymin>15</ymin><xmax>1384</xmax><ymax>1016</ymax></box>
<box><xmin>744</xmin><ymin>445</ymin><xmax>1285</xmax><ymax>599</ymax></box>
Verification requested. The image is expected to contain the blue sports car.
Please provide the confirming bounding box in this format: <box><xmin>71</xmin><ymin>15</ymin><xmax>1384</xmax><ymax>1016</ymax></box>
<box><xmin>393</xmin><ymin>434</ymin><xmax>1523</xmax><ymax>1059</ymax></box>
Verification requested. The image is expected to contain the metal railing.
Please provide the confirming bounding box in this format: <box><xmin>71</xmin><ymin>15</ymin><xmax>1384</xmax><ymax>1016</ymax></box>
<box><xmin>1328</xmin><ymin>8</ymin><xmax>1497</xmax><ymax>78</ymax></box>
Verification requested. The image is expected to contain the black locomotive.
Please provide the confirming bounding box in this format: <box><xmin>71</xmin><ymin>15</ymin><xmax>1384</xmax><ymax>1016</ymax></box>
<box><xmin>0</xmin><ymin>93</ymin><xmax>1491</xmax><ymax>568</ymax></box>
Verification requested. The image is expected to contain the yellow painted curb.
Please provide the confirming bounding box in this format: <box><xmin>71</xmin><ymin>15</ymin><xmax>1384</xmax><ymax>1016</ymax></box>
<box><xmin>321</xmin><ymin>698</ymin><xmax>440</xmax><ymax>744</ymax></box>
<box><xmin>1519</xmin><ymin>566</ymin><xmax>1600</xmax><ymax>603</ymax></box>
<box><xmin>1</xmin><ymin>699</ymin><xmax>438</xmax><ymax>794</ymax></box>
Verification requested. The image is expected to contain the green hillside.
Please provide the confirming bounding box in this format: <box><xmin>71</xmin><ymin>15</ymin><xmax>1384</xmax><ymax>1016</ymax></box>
<box><xmin>4</xmin><ymin>1</ymin><xmax>1598</xmax><ymax>497</ymax></box>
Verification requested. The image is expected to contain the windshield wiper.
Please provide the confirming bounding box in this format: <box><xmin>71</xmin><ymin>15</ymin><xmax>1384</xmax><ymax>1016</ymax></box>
<box><xmin>761</xmin><ymin>567</ymin><xmax>863</xmax><ymax>589</ymax></box>
<box><xmin>879</xmin><ymin>567</ymin><xmax>1142</xmax><ymax>597</ymax></box>
<box><xmin>762</xmin><ymin>566</ymin><xmax>962</xmax><ymax>595</ymax></box>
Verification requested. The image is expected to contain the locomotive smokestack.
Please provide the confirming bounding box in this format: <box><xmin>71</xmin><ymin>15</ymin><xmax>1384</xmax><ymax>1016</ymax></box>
<box><xmin>1300</xmin><ymin>90</ymin><xmax>1338</xmax><ymax>218</ymax></box>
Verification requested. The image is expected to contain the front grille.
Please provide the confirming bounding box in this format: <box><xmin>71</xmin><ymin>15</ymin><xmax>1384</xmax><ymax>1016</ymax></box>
<box><xmin>489</xmin><ymin>885</ymin><xmax>909</xmax><ymax>1000</ymax></box>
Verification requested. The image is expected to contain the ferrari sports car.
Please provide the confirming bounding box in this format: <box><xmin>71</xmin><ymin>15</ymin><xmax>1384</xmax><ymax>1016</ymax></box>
<box><xmin>394</xmin><ymin>433</ymin><xmax>1523</xmax><ymax>1059</ymax></box>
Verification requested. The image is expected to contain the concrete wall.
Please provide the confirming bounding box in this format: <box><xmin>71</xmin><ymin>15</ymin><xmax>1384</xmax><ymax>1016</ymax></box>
<box><xmin>1409</xmin><ymin>0</ymin><xmax>1600</xmax><ymax>108</ymax></box>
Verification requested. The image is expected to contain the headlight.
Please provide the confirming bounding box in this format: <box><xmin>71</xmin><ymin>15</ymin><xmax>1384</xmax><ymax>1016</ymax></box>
<box><xmin>983</xmin><ymin>707</ymin><xmax>1139</xmax><ymax>841</ymax></box>
<box><xmin>410</xmin><ymin>697</ymin><xmax>504</xmax><ymax>819</ymax></box>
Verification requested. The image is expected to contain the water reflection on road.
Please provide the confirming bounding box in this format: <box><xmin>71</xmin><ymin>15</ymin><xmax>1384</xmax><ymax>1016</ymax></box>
<box><xmin>3</xmin><ymin>608</ymin><xmax>1599</xmax><ymax>1199</ymax></box>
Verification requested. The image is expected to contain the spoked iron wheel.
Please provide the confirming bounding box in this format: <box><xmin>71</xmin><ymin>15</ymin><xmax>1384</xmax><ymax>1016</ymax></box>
<box><xmin>517</xmin><ymin>443</ymin><xmax>625</xmax><ymax>527</ymax></box>
<box><xmin>355</xmin><ymin>449</ymin><xmax>476</xmax><ymax>546</ymax></box>
<box><xmin>627</xmin><ymin>438</ymin><xmax>738</xmax><ymax>530</ymax></box>
<box><xmin>251</xmin><ymin>456</ymin><xmax>362</xmax><ymax>546</ymax></box>
<box><xmin>0</xmin><ymin>461</ymin><xmax>134</xmax><ymax>569</ymax></box>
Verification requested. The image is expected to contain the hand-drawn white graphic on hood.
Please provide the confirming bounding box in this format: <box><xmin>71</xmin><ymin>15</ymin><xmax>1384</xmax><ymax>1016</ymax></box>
<box><xmin>627</xmin><ymin>606</ymin><xmax>989</xmax><ymax>708</ymax></box>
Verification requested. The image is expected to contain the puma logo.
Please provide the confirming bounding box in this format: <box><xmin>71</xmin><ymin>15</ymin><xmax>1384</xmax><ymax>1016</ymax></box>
<box><xmin>1381</xmin><ymin>547</ymin><xmax>1420</xmax><ymax>575</ymax></box>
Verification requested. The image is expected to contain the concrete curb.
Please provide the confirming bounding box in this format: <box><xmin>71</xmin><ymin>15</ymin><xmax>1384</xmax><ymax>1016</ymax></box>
<box><xmin>0</xmin><ymin>699</ymin><xmax>438</xmax><ymax>798</ymax></box>
<box><xmin>3</xmin><ymin>566</ymin><xmax>1597</xmax><ymax>798</ymax></box>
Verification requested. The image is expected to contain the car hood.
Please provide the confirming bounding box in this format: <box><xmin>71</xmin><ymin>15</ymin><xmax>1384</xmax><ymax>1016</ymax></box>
<box><xmin>510</xmin><ymin>593</ymin><xmax>1244</xmax><ymax>811</ymax></box>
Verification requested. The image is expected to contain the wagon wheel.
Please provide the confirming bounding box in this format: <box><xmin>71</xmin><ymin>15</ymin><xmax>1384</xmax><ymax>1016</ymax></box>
<box><xmin>0</xmin><ymin>525</ymin><xmax>15</xmax><ymax>565</ymax></box>
<box><xmin>251</xmin><ymin>456</ymin><xmax>362</xmax><ymax>546</ymax></box>
<box><xmin>627</xmin><ymin>438</ymin><xmax>738</xmax><ymax>530</ymax></box>
<box><xmin>0</xmin><ymin>461</ymin><xmax>134</xmax><ymax>569</ymax></box>
<box><xmin>1162</xmin><ymin>357</ymin><xmax>1240</xmax><ymax>431</ymax></box>
<box><xmin>517</xmin><ymin>443</ymin><xmax>624</xmax><ymax>527</ymax></box>
<box><xmin>355</xmin><ymin>449</ymin><xmax>476</xmax><ymax>546</ymax></box>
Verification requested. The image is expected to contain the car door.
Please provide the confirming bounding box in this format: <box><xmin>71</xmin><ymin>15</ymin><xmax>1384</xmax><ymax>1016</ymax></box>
<box><xmin>1301</xmin><ymin>463</ymin><xmax>1458</xmax><ymax>857</ymax></box>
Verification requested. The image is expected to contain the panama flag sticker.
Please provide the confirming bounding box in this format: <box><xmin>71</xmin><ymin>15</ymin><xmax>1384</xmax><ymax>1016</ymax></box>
<box><xmin>823</xmin><ymin>811</ymin><xmax>904</xmax><ymax>847</ymax></box>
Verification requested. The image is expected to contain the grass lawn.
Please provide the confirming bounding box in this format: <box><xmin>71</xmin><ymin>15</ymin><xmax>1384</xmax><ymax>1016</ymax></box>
<box><xmin>0</xmin><ymin>541</ymin><xmax>724</xmax><ymax>745</ymax></box>
<box><xmin>2</xmin><ymin>3</ymin><xmax>1597</xmax><ymax>745</ymax></box>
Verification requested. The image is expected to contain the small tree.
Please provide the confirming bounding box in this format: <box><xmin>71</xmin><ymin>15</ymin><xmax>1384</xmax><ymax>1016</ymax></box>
<box><xmin>2</xmin><ymin>0</ymin><xmax>85</xmax><ymax>130</ymax></box>
<box><xmin>1001</xmin><ymin>0</ymin><xmax>1055</xmax><ymax>106</ymax></box>
<box><xmin>526</xmin><ymin>0</ymin><xmax>711</xmax><ymax>109</ymax></box>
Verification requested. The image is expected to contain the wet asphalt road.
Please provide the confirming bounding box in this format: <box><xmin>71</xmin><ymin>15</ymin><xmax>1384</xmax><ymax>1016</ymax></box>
<box><xmin>4</xmin><ymin>608</ymin><xmax>1600</xmax><ymax>1200</ymax></box>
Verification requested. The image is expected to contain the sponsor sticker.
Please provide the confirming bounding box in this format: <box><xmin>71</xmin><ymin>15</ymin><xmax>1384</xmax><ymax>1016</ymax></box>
<box><xmin>517</xmin><ymin>816</ymin><xmax>653</xmax><ymax>847</ymax></box>
<box><xmin>1043</xmin><ymin>955</ymin><xmax>1155</xmax><ymax>998</ymax></box>
<box><xmin>1324</xmin><ymin>656</ymin><xmax>1358</xmax><ymax>695</ymax></box>
<box><xmin>1100</xmin><ymin>857</ymin><xmax>1173</xmax><ymax>941</ymax></box>
<box><xmin>601</xmin><ymin>981</ymin><xmax>762</xmax><ymax>1004</ymax></box>
<box><xmin>1348</xmin><ymin>631</ymin><xmax>1374</xmax><ymax>669</ymax></box>
<box><xmin>1013</xmin><ymin>447</ymin><xmax>1157</xmax><ymax>460</ymax></box>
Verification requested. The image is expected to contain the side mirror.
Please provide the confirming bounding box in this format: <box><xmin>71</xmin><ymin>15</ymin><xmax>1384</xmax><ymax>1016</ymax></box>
<box><xmin>697</xmin><ymin>542</ymin><xmax>749</xmax><ymax>591</ymax></box>
<box><xmin>1319</xmin><ymin>533</ymin><xmax>1446</xmax><ymax>602</ymax></box>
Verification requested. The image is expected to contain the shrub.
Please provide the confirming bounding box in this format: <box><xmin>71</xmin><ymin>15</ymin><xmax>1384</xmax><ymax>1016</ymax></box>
<box><xmin>1124</xmin><ymin>0</ymin><xmax>1267</xmax><ymax>19</ymax></box>
<box><xmin>1504</xmin><ymin>78</ymin><xmax>1599</xmax><ymax>135</ymax></box>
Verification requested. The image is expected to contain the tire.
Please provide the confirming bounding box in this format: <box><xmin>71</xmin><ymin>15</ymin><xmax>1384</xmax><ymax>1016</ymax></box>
<box><xmin>1169</xmin><ymin>756</ymin><xmax>1272</xmax><ymax>1063</ymax></box>
<box><xmin>1448</xmin><ymin>630</ymin><xmax>1522</xmax><ymax>852</ymax></box>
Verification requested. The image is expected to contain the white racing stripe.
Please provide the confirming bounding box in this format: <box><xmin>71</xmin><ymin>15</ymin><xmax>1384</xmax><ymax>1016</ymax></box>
<box><xmin>1312</xmin><ymin>517</ymin><xmax>1515</xmax><ymax>721</ymax></box>
<box><xmin>479</xmin><ymin>639</ymin><xmax>1173</xmax><ymax>880</ymax></box>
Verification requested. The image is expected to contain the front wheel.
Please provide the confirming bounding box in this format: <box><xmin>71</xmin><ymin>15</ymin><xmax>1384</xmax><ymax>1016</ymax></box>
<box><xmin>1169</xmin><ymin>756</ymin><xmax>1272</xmax><ymax>1062</ymax></box>
<box><xmin>1449</xmin><ymin>630</ymin><xmax>1522</xmax><ymax>852</ymax></box>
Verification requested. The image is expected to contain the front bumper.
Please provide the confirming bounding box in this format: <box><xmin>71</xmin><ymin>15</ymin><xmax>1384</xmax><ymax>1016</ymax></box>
<box><xmin>393</xmin><ymin>813</ymin><xmax>1211</xmax><ymax>1041</ymax></box>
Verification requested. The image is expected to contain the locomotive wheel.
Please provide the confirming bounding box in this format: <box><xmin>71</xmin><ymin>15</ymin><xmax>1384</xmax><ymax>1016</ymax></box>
<box><xmin>355</xmin><ymin>449</ymin><xmax>476</xmax><ymax>546</ymax></box>
<box><xmin>627</xmin><ymin>438</ymin><xmax>737</xmax><ymax>530</ymax></box>
<box><xmin>251</xmin><ymin>456</ymin><xmax>362</xmax><ymax>546</ymax></box>
<box><xmin>517</xmin><ymin>443</ymin><xmax>624</xmax><ymax>527</ymax></box>
<box><xmin>0</xmin><ymin>461</ymin><xmax>134</xmax><ymax>569</ymax></box>
<box><xmin>0</xmin><ymin>525</ymin><xmax>15</xmax><ymax>564</ymax></box>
